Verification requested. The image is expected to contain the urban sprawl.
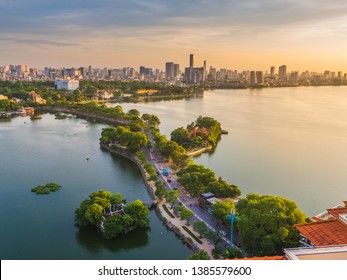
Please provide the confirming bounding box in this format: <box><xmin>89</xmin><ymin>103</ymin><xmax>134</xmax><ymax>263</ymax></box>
<box><xmin>2</xmin><ymin>54</ymin><xmax>347</xmax><ymax>90</ymax></box>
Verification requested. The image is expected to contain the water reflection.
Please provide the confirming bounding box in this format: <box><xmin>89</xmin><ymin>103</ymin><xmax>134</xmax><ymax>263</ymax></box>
<box><xmin>75</xmin><ymin>225</ymin><xmax>149</xmax><ymax>255</ymax></box>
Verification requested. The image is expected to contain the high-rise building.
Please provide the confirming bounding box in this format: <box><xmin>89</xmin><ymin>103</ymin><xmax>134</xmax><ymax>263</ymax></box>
<box><xmin>278</xmin><ymin>65</ymin><xmax>287</xmax><ymax>81</ymax></box>
<box><xmin>270</xmin><ymin>66</ymin><xmax>275</xmax><ymax>77</ymax></box>
<box><xmin>139</xmin><ymin>66</ymin><xmax>146</xmax><ymax>75</ymax></box>
<box><xmin>173</xmin><ymin>64</ymin><xmax>179</xmax><ymax>77</ymax></box>
<box><xmin>256</xmin><ymin>71</ymin><xmax>264</xmax><ymax>84</ymax></box>
<box><xmin>250</xmin><ymin>71</ymin><xmax>256</xmax><ymax>86</ymax></box>
<box><xmin>189</xmin><ymin>54</ymin><xmax>195</xmax><ymax>68</ymax></box>
<box><xmin>289</xmin><ymin>71</ymin><xmax>299</xmax><ymax>85</ymax></box>
<box><xmin>203</xmin><ymin>60</ymin><xmax>207</xmax><ymax>79</ymax></box>
<box><xmin>165</xmin><ymin>62</ymin><xmax>174</xmax><ymax>80</ymax></box>
<box><xmin>189</xmin><ymin>54</ymin><xmax>195</xmax><ymax>83</ymax></box>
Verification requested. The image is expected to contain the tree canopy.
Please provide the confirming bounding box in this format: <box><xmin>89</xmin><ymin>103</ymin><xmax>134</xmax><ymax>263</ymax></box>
<box><xmin>236</xmin><ymin>193</ymin><xmax>308</xmax><ymax>257</ymax></box>
<box><xmin>100</xmin><ymin>126</ymin><xmax>148</xmax><ymax>154</ymax></box>
<box><xmin>211</xmin><ymin>198</ymin><xmax>235</xmax><ymax>222</ymax></box>
<box><xmin>177</xmin><ymin>164</ymin><xmax>241</xmax><ymax>198</ymax></box>
<box><xmin>75</xmin><ymin>190</ymin><xmax>150</xmax><ymax>239</ymax></box>
<box><xmin>188</xmin><ymin>250</ymin><xmax>210</xmax><ymax>260</ymax></box>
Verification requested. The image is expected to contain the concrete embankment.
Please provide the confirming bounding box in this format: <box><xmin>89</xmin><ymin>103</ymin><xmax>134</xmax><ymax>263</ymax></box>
<box><xmin>186</xmin><ymin>146</ymin><xmax>213</xmax><ymax>157</ymax></box>
<box><xmin>43</xmin><ymin>107</ymin><xmax>130</xmax><ymax>126</ymax></box>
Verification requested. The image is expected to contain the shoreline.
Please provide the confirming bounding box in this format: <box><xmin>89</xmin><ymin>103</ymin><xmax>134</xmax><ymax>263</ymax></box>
<box><xmin>100</xmin><ymin>143</ymin><xmax>214</xmax><ymax>257</ymax></box>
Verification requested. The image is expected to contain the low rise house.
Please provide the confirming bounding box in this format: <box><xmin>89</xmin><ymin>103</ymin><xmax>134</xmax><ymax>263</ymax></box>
<box><xmin>295</xmin><ymin>201</ymin><xmax>347</xmax><ymax>247</ymax></box>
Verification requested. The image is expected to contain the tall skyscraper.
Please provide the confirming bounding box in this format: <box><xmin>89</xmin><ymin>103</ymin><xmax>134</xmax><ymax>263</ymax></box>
<box><xmin>250</xmin><ymin>71</ymin><xmax>256</xmax><ymax>86</ymax></box>
<box><xmin>256</xmin><ymin>71</ymin><xmax>264</xmax><ymax>84</ymax></box>
<box><xmin>189</xmin><ymin>54</ymin><xmax>195</xmax><ymax>83</ymax></box>
<box><xmin>270</xmin><ymin>66</ymin><xmax>275</xmax><ymax>77</ymax></box>
<box><xmin>173</xmin><ymin>64</ymin><xmax>180</xmax><ymax>77</ymax></box>
<box><xmin>203</xmin><ymin>60</ymin><xmax>207</xmax><ymax>79</ymax></box>
<box><xmin>165</xmin><ymin>62</ymin><xmax>174</xmax><ymax>80</ymax></box>
<box><xmin>189</xmin><ymin>54</ymin><xmax>195</xmax><ymax>68</ymax></box>
<box><xmin>279</xmin><ymin>65</ymin><xmax>287</xmax><ymax>80</ymax></box>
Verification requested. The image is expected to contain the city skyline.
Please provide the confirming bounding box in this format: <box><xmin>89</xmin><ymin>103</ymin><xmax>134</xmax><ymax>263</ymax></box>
<box><xmin>2</xmin><ymin>1</ymin><xmax>347</xmax><ymax>71</ymax></box>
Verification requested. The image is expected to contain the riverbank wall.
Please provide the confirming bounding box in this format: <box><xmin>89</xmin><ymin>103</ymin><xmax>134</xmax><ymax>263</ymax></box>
<box><xmin>186</xmin><ymin>146</ymin><xmax>213</xmax><ymax>157</ymax></box>
<box><xmin>42</xmin><ymin>107</ymin><xmax>130</xmax><ymax>126</ymax></box>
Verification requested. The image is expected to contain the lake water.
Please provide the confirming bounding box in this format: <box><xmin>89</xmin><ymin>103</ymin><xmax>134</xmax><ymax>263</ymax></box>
<box><xmin>0</xmin><ymin>114</ymin><xmax>191</xmax><ymax>260</ymax></box>
<box><xmin>120</xmin><ymin>87</ymin><xmax>347</xmax><ymax>216</ymax></box>
<box><xmin>1</xmin><ymin>86</ymin><xmax>346</xmax><ymax>259</ymax></box>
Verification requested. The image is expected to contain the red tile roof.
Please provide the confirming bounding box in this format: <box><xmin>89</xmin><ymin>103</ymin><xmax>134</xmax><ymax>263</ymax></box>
<box><xmin>296</xmin><ymin>220</ymin><xmax>347</xmax><ymax>246</ymax></box>
<box><xmin>327</xmin><ymin>207</ymin><xmax>347</xmax><ymax>219</ymax></box>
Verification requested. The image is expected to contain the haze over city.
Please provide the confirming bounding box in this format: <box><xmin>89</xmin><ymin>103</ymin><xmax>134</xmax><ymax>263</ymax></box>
<box><xmin>2</xmin><ymin>0</ymin><xmax>347</xmax><ymax>71</ymax></box>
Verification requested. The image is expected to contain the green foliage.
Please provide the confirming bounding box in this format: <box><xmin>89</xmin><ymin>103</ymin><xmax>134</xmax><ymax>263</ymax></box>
<box><xmin>211</xmin><ymin>198</ymin><xmax>235</xmax><ymax>222</ymax></box>
<box><xmin>162</xmin><ymin>204</ymin><xmax>175</xmax><ymax>218</ymax></box>
<box><xmin>31</xmin><ymin>182</ymin><xmax>62</xmax><ymax>194</ymax></box>
<box><xmin>225</xmin><ymin>247</ymin><xmax>244</xmax><ymax>259</ymax></box>
<box><xmin>104</xmin><ymin>214</ymin><xmax>134</xmax><ymax>239</ymax></box>
<box><xmin>177</xmin><ymin>164</ymin><xmax>216</xmax><ymax>197</ymax></box>
<box><xmin>127</xmin><ymin>109</ymin><xmax>140</xmax><ymax>118</ymax></box>
<box><xmin>170</xmin><ymin>127</ymin><xmax>194</xmax><ymax>148</ymax></box>
<box><xmin>165</xmin><ymin>190</ymin><xmax>180</xmax><ymax>208</ymax></box>
<box><xmin>182</xmin><ymin>226</ymin><xmax>203</xmax><ymax>244</ymax></box>
<box><xmin>177</xmin><ymin>165</ymin><xmax>241</xmax><ymax>198</ymax></box>
<box><xmin>100</xmin><ymin>126</ymin><xmax>148</xmax><ymax>154</ymax></box>
<box><xmin>75</xmin><ymin>191</ymin><xmax>150</xmax><ymax>239</ymax></box>
<box><xmin>75</xmin><ymin>190</ymin><xmax>125</xmax><ymax>226</ymax></box>
<box><xmin>155</xmin><ymin>180</ymin><xmax>167</xmax><ymax>199</ymax></box>
<box><xmin>188</xmin><ymin>250</ymin><xmax>210</xmax><ymax>260</ymax></box>
<box><xmin>124</xmin><ymin>200</ymin><xmax>150</xmax><ymax>228</ymax></box>
<box><xmin>193</xmin><ymin>221</ymin><xmax>208</xmax><ymax>238</ymax></box>
<box><xmin>205</xmin><ymin>230</ymin><xmax>223</xmax><ymax>246</ymax></box>
<box><xmin>0</xmin><ymin>99</ymin><xmax>21</xmax><ymax>111</ymax></box>
<box><xmin>205</xmin><ymin>179</ymin><xmax>241</xmax><ymax>198</ymax></box>
<box><xmin>137</xmin><ymin>151</ymin><xmax>148</xmax><ymax>164</ymax></box>
<box><xmin>212</xmin><ymin>246</ymin><xmax>225</xmax><ymax>259</ymax></box>
<box><xmin>170</xmin><ymin>115</ymin><xmax>222</xmax><ymax>149</ymax></box>
<box><xmin>236</xmin><ymin>193</ymin><xmax>308</xmax><ymax>257</ymax></box>
<box><xmin>177</xmin><ymin>206</ymin><xmax>194</xmax><ymax>225</ymax></box>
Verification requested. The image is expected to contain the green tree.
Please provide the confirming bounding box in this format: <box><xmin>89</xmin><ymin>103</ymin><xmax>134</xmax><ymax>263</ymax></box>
<box><xmin>188</xmin><ymin>250</ymin><xmax>210</xmax><ymax>260</ymax></box>
<box><xmin>170</xmin><ymin>127</ymin><xmax>192</xmax><ymax>148</ymax></box>
<box><xmin>124</xmin><ymin>200</ymin><xmax>150</xmax><ymax>228</ymax></box>
<box><xmin>178</xmin><ymin>206</ymin><xmax>194</xmax><ymax>225</ymax></box>
<box><xmin>205</xmin><ymin>230</ymin><xmax>222</xmax><ymax>246</ymax></box>
<box><xmin>177</xmin><ymin>164</ymin><xmax>216</xmax><ymax>197</ymax></box>
<box><xmin>211</xmin><ymin>198</ymin><xmax>235</xmax><ymax>222</ymax></box>
<box><xmin>206</xmin><ymin>179</ymin><xmax>241</xmax><ymax>198</ymax></box>
<box><xmin>104</xmin><ymin>214</ymin><xmax>134</xmax><ymax>239</ymax></box>
<box><xmin>166</xmin><ymin>189</ymin><xmax>179</xmax><ymax>208</ymax></box>
<box><xmin>127</xmin><ymin>109</ymin><xmax>140</xmax><ymax>118</ymax></box>
<box><xmin>193</xmin><ymin>221</ymin><xmax>208</xmax><ymax>238</ymax></box>
<box><xmin>236</xmin><ymin>193</ymin><xmax>307</xmax><ymax>257</ymax></box>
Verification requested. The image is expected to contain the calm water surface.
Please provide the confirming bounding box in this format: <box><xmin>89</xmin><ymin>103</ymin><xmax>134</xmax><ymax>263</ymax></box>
<box><xmin>0</xmin><ymin>114</ymin><xmax>191</xmax><ymax>259</ymax></box>
<box><xmin>120</xmin><ymin>87</ymin><xmax>347</xmax><ymax>216</ymax></box>
<box><xmin>2</xmin><ymin>86</ymin><xmax>347</xmax><ymax>259</ymax></box>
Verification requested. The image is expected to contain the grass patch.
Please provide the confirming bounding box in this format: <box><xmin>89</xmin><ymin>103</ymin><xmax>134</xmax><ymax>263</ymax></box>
<box><xmin>162</xmin><ymin>204</ymin><xmax>175</xmax><ymax>218</ymax></box>
<box><xmin>31</xmin><ymin>183</ymin><xmax>62</xmax><ymax>195</ymax></box>
<box><xmin>182</xmin><ymin>225</ymin><xmax>203</xmax><ymax>244</ymax></box>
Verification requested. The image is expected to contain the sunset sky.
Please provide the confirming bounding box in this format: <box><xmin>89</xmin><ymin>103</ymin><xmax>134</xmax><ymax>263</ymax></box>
<box><xmin>1</xmin><ymin>0</ymin><xmax>347</xmax><ymax>72</ymax></box>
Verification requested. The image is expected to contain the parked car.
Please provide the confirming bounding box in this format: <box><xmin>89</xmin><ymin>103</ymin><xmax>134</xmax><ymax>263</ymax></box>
<box><xmin>219</xmin><ymin>230</ymin><xmax>227</xmax><ymax>237</ymax></box>
<box><xmin>167</xmin><ymin>179</ymin><xmax>172</xmax><ymax>183</ymax></box>
<box><xmin>234</xmin><ymin>242</ymin><xmax>242</xmax><ymax>247</ymax></box>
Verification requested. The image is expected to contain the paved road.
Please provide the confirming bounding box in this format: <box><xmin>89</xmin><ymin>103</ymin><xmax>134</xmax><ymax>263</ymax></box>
<box><xmin>147</xmin><ymin>147</ymin><xmax>237</xmax><ymax>250</ymax></box>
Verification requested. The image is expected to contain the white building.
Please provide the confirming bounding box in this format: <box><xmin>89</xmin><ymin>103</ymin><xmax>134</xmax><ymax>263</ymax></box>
<box><xmin>55</xmin><ymin>79</ymin><xmax>79</xmax><ymax>90</ymax></box>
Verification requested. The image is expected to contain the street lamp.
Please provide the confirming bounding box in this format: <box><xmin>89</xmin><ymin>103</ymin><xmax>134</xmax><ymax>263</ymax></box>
<box><xmin>226</xmin><ymin>209</ymin><xmax>237</xmax><ymax>250</ymax></box>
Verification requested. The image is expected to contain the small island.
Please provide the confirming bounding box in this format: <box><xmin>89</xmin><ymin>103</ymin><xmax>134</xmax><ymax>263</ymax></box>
<box><xmin>74</xmin><ymin>190</ymin><xmax>150</xmax><ymax>239</ymax></box>
<box><xmin>31</xmin><ymin>182</ymin><xmax>62</xmax><ymax>194</ymax></box>
<box><xmin>170</xmin><ymin>116</ymin><xmax>223</xmax><ymax>156</ymax></box>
